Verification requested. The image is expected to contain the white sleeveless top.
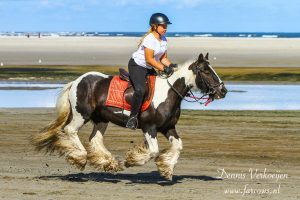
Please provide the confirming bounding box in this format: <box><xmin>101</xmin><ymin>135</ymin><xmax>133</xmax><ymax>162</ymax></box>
<box><xmin>132</xmin><ymin>33</ymin><xmax>167</xmax><ymax>69</ymax></box>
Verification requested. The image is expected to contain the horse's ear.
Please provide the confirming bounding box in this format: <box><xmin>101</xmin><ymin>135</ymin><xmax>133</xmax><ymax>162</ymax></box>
<box><xmin>188</xmin><ymin>63</ymin><xmax>197</xmax><ymax>73</ymax></box>
<box><xmin>188</xmin><ymin>63</ymin><xmax>194</xmax><ymax>70</ymax></box>
<box><xmin>205</xmin><ymin>52</ymin><xmax>209</xmax><ymax>60</ymax></box>
<box><xmin>197</xmin><ymin>53</ymin><xmax>204</xmax><ymax>63</ymax></box>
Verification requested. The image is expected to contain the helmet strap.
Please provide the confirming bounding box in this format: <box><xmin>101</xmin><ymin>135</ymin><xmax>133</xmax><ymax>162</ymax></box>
<box><xmin>154</xmin><ymin>25</ymin><xmax>162</xmax><ymax>37</ymax></box>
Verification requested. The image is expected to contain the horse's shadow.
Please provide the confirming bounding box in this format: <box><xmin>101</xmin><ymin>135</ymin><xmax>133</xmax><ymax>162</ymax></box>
<box><xmin>39</xmin><ymin>171</ymin><xmax>222</xmax><ymax>186</ymax></box>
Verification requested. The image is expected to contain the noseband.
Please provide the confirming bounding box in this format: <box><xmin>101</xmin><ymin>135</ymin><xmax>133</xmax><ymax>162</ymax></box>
<box><xmin>197</xmin><ymin>68</ymin><xmax>224</xmax><ymax>96</ymax></box>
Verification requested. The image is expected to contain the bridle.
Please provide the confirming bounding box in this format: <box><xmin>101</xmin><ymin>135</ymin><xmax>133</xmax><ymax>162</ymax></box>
<box><xmin>161</xmin><ymin>63</ymin><xmax>223</xmax><ymax>104</ymax></box>
<box><xmin>197</xmin><ymin>67</ymin><xmax>224</xmax><ymax>96</ymax></box>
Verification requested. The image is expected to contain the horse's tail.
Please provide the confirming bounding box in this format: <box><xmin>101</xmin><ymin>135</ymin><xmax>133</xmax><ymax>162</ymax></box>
<box><xmin>31</xmin><ymin>81</ymin><xmax>73</xmax><ymax>153</ymax></box>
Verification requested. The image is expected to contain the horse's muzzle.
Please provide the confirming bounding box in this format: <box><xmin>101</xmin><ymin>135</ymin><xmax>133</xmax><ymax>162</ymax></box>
<box><xmin>219</xmin><ymin>84</ymin><xmax>227</xmax><ymax>98</ymax></box>
<box><xmin>214</xmin><ymin>83</ymin><xmax>227</xmax><ymax>99</ymax></box>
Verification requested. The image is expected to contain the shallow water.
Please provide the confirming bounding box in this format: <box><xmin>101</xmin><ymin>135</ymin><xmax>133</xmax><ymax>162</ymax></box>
<box><xmin>183</xmin><ymin>84</ymin><xmax>300</xmax><ymax>110</ymax></box>
<box><xmin>0</xmin><ymin>82</ymin><xmax>299</xmax><ymax>110</ymax></box>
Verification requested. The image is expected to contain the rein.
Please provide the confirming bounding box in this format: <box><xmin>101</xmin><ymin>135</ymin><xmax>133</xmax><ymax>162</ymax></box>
<box><xmin>159</xmin><ymin>66</ymin><xmax>223</xmax><ymax>106</ymax></box>
<box><xmin>166</xmin><ymin>79</ymin><xmax>212</xmax><ymax>106</ymax></box>
<box><xmin>158</xmin><ymin>61</ymin><xmax>224</xmax><ymax>106</ymax></box>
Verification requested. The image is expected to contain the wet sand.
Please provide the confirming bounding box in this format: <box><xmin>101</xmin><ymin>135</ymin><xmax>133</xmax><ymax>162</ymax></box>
<box><xmin>1</xmin><ymin>37</ymin><xmax>300</xmax><ymax>67</ymax></box>
<box><xmin>0</xmin><ymin>108</ymin><xmax>299</xmax><ymax>200</ymax></box>
<box><xmin>1</xmin><ymin>35</ymin><xmax>299</xmax><ymax>200</ymax></box>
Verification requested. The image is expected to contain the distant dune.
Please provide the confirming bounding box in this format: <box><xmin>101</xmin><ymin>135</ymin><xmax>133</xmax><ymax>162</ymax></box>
<box><xmin>0</xmin><ymin>37</ymin><xmax>300</xmax><ymax>67</ymax></box>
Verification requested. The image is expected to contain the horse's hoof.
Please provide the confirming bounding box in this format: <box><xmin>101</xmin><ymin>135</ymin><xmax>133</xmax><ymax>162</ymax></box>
<box><xmin>162</xmin><ymin>172</ymin><xmax>173</xmax><ymax>181</ymax></box>
<box><xmin>124</xmin><ymin>143</ymin><xmax>151</xmax><ymax>167</ymax></box>
<box><xmin>124</xmin><ymin>158</ymin><xmax>135</xmax><ymax>168</ymax></box>
<box><xmin>87</xmin><ymin>152</ymin><xmax>124</xmax><ymax>172</ymax></box>
<box><xmin>157</xmin><ymin>167</ymin><xmax>173</xmax><ymax>181</ymax></box>
<box><xmin>124</xmin><ymin>158</ymin><xmax>145</xmax><ymax>168</ymax></box>
<box><xmin>155</xmin><ymin>157</ymin><xmax>174</xmax><ymax>181</ymax></box>
<box><xmin>103</xmin><ymin>159</ymin><xmax>124</xmax><ymax>172</ymax></box>
<box><xmin>66</xmin><ymin>155</ymin><xmax>87</xmax><ymax>171</ymax></box>
<box><xmin>124</xmin><ymin>160</ymin><xmax>134</xmax><ymax>168</ymax></box>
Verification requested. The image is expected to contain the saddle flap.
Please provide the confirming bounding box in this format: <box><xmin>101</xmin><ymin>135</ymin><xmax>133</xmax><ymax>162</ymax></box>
<box><xmin>105</xmin><ymin>76</ymin><xmax>156</xmax><ymax>112</ymax></box>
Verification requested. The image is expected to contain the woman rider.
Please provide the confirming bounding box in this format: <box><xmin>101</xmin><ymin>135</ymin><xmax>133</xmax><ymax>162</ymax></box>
<box><xmin>126</xmin><ymin>13</ymin><xmax>177</xmax><ymax>129</ymax></box>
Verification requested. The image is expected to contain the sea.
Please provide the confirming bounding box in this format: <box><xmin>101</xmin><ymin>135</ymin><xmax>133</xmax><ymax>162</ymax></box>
<box><xmin>0</xmin><ymin>82</ymin><xmax>299</xmax><ymax>110</ymax></box>
<box><xmin>1</xmin><ymin>32</ymin><xmax>300</xmax><ymax>38</ymax></box>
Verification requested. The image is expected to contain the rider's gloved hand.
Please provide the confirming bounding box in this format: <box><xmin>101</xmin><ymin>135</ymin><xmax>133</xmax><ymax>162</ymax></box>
<box><xmin>169</xmin><ymin>63</ymin><xmax>178</xmax><ymax>69</ymax></box>
<box><xmin>163</xmin><ymin>66</ymin><xmax>174</xmax><ymax>75</ymax></box>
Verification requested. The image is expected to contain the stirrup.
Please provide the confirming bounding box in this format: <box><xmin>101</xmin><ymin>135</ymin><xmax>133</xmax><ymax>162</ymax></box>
<box><xmin>126</xmin><ymin>116</ymin><xmax>138</xmax><ymax>130</ymax></box>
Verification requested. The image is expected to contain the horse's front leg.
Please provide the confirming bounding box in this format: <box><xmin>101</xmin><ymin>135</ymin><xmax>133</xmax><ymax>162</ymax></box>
<box><xmin>87</xmin><ymin>122</ymin><xmax>123</xmax><ymax>172</ymax></box>
<box><xmin>155</xmin><ymin>127</ymin><xmax>182</xmax><ymax>181</ymax></box>
<box><xmin>125</xmin><ymin>128</ymin><xmax>159</xmax><ymax>167</ymax></box>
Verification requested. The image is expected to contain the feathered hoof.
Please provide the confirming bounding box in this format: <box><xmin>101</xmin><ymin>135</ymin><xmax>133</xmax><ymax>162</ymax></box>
<box><xmin>124</xmin><ymin>161</ymin><xmax>132</xmax><ymax>168</ymax></box>
<box><xmin>124</xmin><ymin>144</ymin><xmax>151</xmax><ymax>168</ymax></box>
<box><xmin>155</xmin><ymin>157</ymin><xmax>173</xmax><ymax>181</ymax></box>
<box><xmin>103</xmin><ymin>159</ymin><xmax>124</xmax><ymax>172</ymax></box>
<box><xmin>88</xmin><ymin>152</ymin><xmax>123</xmax><ymax>172</ymax></box>
<box><xmin>65</xmin><ymin>151</ymin><xmax>87</xmax><ymax>171</ymax></box>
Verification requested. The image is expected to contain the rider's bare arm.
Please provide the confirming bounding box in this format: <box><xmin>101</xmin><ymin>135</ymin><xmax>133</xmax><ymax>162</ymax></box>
<box><xmin>160</xmin><ymin>52</ymin><xmax>171</xmax><ymax>67</ymax></box>
<box><xmin>144</xmin><ymin>47</ymin><xmax>165</xmax><ymax>71</ymax></box>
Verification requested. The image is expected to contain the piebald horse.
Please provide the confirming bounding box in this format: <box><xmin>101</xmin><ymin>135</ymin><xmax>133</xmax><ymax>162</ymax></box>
<box><xmin>31</xmin><ymin>53</ymin><xmax>227</xmax><ymax>181</ymax></box>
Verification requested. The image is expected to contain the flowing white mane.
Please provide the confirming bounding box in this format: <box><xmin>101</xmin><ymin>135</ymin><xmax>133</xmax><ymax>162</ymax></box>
<box><xmin>169</xmin><ymin>60</ymin><xmax>197</xmax><ymax>89</ymax></box>
<box><xmin>156</xmin><ymin>59</ymin><xmax>196</xmax><ymax>84</ymax></box>
<box><xmin>152</xmin><ymin>60</ymin><xmax>198</xmax><ymax>109</ymax></box>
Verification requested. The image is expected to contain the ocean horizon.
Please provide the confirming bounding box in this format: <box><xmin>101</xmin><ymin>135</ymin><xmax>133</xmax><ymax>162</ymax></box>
<box><xmin>1</xmin><ymin>31</ymin><xmax>300</xmax><ymax>38</ymax></box>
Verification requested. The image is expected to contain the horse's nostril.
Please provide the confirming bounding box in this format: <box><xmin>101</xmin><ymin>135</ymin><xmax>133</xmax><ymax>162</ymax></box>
<box><xmin>221</xmin><ymin>87</ymin><xmax>227</xmax><ymax>97</ymax></box>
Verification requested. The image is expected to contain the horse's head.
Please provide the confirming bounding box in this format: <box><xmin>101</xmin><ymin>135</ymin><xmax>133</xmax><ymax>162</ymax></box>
<box><xmin>188</xmin><ymin>53</ymin><xmax>227</xmax><ymax>100</ymax></box>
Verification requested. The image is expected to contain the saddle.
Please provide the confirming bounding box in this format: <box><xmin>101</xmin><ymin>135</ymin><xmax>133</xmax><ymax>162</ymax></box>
<box><xmin>105</xmin><ymin>68</ymin><xmax>156</xmax><ymax>112</ymax></box>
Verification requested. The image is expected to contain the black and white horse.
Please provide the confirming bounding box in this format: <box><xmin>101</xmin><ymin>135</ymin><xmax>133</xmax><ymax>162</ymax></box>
<box><xmin>31</xmin><ymin>53</ymin><xmax>227</xmax><ymax>180</ymax></box>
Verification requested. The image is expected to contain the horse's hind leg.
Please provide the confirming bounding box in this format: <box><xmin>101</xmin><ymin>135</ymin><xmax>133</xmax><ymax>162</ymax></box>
<box><xmin>87</xmin><ymin>121</ymin><xmax>123</xmax><ymax>172</ymax></box>
<box><xmin>155</xmin><ymin>128</ymin><xmax>182</xmax><ymax>181</ymax></box>
<box><xmin>125</xmin><ymin>128</ymin><xmax>159</xmax><ymax>167</ymax></box>
<box><xmin>58</xmin><ymin>113</ymin><xmax>87</xmax><ymax>170</ymax></box>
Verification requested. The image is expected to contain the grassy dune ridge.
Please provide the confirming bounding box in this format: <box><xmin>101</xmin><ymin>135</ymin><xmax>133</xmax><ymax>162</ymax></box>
<box><xmin>0</xmin><ymin>65</ymin><xmax>300</xmax><ymax>82</ymax></box>
<box><xmin>218</xmin><ymin>67</ymin><xmax>300</xmax><ymax>82</ymax></box>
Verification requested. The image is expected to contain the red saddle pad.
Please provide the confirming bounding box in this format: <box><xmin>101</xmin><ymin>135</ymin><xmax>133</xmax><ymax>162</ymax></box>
<box><xmin>105</xmin><ymin>76</ymin><xmax>156</xmax><ymax>112</ymax></box>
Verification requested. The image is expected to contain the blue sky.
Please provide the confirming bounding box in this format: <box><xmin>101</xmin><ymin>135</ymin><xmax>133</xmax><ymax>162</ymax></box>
<box><xmin>0</xmin><ymin>0</ymin><xmax>299</xmax><ymax>32</ymax></box>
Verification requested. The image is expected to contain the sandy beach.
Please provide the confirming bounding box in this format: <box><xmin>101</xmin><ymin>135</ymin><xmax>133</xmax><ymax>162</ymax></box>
<box><xmin>1</xmin><ymin>1</ymin><xmax>300</xmax><ymax>199</ymax></box>
<box><xmin>1</xmin><ymin>37</ymin><xmax>300</xmax><ymax>67</ymax></box>
<box><xmin>0</xmin><ymin>109</ymin><xmax>299</xmax><ymax>200</ymax></box>
<box><xmin>0</xmin><ymin>36</ymin><xmax>299</xmax><ymax>199</ymax></box>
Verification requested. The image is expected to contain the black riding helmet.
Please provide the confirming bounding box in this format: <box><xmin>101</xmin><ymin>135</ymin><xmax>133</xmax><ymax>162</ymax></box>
<box><xmin>149</xmin><ymin>13</ymin><xmax>172</xmax><ymax>26</ymax></box>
